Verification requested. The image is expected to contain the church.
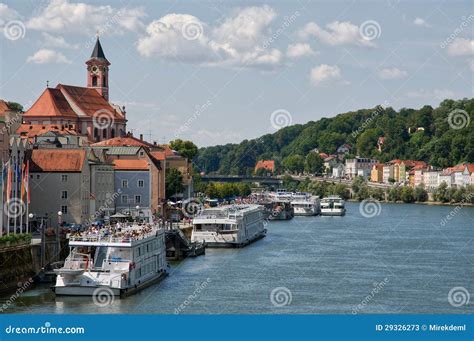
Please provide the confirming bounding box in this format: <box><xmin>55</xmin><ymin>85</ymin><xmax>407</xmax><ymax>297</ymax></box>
<box><xmin>19</xmin><ymin>37</ymin><xmax>127</xmax><ymax>142</ymax></box>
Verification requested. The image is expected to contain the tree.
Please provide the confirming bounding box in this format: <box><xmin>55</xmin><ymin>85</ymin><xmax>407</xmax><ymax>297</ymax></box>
<box><xmin>414</xmin><ymin>186</ymin><xmax>428</xmax><ymax>202</ymax></box>
<box><xmin>169</xmin><ymin>139</ymin><xmax>198</xmax><ymax>160</ymax></box>
<box><xmin>304</xmin><ymin>152</ymin><xmax>324</xmax><ymax>175</ymax></box>
<box><xmin>282</xmin><ymin>155</ymin><xmax>305</xmax><ymax>174</ymax></box>
<box><xmin>434</xmin><ymin>182</ymin><xmax>449</xmax><ymax>202</ymax></box>
<box><xmin>369</xmin><ymin>187</ymin><xmax>385</xmax><ymax>201</ymax></box>
<box><xmin>400</xmin><ymin>186</ymin><xmax>415</xmax><ymax>203</ymax></box>
<box><xmin>388</xmin><ymin>187</ymin><xmax>401</xmax><ymax>202</ymax></box>
<box><xmin>165</xmin><ymin>168</ymin><xmax>184</xmax><ymax>199</ymax></box>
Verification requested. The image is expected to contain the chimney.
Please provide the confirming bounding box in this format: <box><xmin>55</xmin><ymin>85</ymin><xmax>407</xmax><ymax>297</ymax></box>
<box><xmin>140</xmin><ymin>134</ymin><xmax>143</xmax><ymax>141</ymax></box>
<box><xmin>153</xmin><ymin>141</ymin><xmax>157</xmax><ymax>146</ymax></box>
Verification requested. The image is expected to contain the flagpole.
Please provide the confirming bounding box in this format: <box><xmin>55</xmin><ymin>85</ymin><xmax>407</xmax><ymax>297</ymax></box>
<box><xmin>19</xmin><ymin>162</ymin><xmax>23</xmax><ymax>233</ymax></box>
<box><xmin>0</xmin><ymin>161</ymin><xmax>3</xmax><ymax>237</ymax></box>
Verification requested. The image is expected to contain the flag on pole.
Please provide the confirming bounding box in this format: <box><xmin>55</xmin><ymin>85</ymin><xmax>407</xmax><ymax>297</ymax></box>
<box><xmin>23</xmin><ymin>161</ymin><xmax>30</xmax><ymax>204</ymax></box>
<box><xmin>6</xmin><ymin>162</ymin><xmax>12</xmax><ymax>203</ymax></box>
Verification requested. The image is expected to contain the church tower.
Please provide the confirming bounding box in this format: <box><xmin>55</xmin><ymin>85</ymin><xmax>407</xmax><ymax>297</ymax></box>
<box><xmin>86</xmin><ymin>36</ymin><xmax>110</xmax><ymax>101</ymax></box>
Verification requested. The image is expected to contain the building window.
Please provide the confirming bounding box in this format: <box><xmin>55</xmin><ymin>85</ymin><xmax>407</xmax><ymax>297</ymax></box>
<box><xmin>61</xmin><ymin>206</ymin><xmax>68</xmax><ymax>214</ymax></box>
<box><xmin>36</xmin><ymin>174</ymin><xmax>40</xmax><ymax>179</ymax></box>
<box><xmin>94</xmin><ymin>128</ymin><xmax>98</xmax><ymax>138</ymax></box>
<box><xmin>135</xmin><ymin>195</ymin><xmax>141</xmax><ymax>204</ymax></box>
<box><xmin>139</xmin><ymin>151</ymin><xmax>144</xmax><ymax>156</ymax></box>
<box><xmin>102</xmin><ymin>129</ymin><xmax>107</xmax><ymax>139</ymax></box>
<box><xmin>121</xmin><ymin>179</ymin><xmax>128</xmax><ymax>188</ymax></box>
<box><xmin>137</xmin><ymin>180</ymin><xmax>144</xmax><ymax>188</ymax></box>
<box><xmin>121</xmin><ymin>195</ymin><xmax>128</xmax><ymax>204</ymax></box>
<box><xmin>61</xmin><ymin>191</ymin><xmax>68</xmax><ymax>199</ymax></box>
<box><xmin>102</xmin><ymin>76</ymin><xmax>107</xmax><ymax>87</ymax></box>
<box><xmin>61</xmin><ymin>174</ymin><xmax>68</xmax><ymax>182</ymax></box>
<box><xmin>111</xmin><ymin>129</ymin><xmax>115</xmax><ymax>138</ymax></box>
<box><xmin>92</xmin><ymin>76</ymin><xmax>98</xmax><ymax>87</ymax></box>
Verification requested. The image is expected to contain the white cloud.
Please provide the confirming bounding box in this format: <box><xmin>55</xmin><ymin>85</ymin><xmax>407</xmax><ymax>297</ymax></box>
<box><xmin>286</xmin><ymin>43</ymin><xmax>317</xmax><ymax>59</ymax></box>
<box><xmin>26</xmin><ymin>0</ymin><xmax>145</xmax><ymax>34</ymax></box>
<box><xmin>42</xmin><ymin>32</ymin><xmax>79</xmax><ymax>49</ymax></box>
<box><xmin>27</xmin><ymin>49</ymin><xmax>71</xmax><ymax>64</ymax></box>
<box><xmin>310</xmin><ymin>64</ymin><xmax>342</xmax><ymax>85</ymax></box>
<box><xmin>0</xmin><ymin>3</ymin><xmax>20</xmax><ymax>23</ymax></box>
<box><xmin>447</xmin><ymin>38</ymin><xmax>474</xmax><ymax>56</ymax></box>
<box><xmin>413</xmin><ymin>17</ymin><xmax>431</xmax><ymax>28</ymax></box>
<box><xmin>297</xmin><ymin>21</ymin><xmax>374</xmax><ymax>47</ymax></box>
<box><xmin>406</xmin><ymin>88</ymin><xmax>455</xmax><ymax>101</ymax></box>
<box><xmin>137</xmin><ymin>6</ymin><xmax>284</xmax><ymax>69</ymax></box>
<box><xmin>377</xmin><ymin>67</ymin><xmax>408</xmax><ymax>80</ymax></box>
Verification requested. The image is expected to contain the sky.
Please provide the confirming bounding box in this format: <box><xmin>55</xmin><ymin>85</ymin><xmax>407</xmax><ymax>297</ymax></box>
<box><xmin>0</xmin><ymin>0</ymin><xmax>473</xmax><ymax>147</ymax></box>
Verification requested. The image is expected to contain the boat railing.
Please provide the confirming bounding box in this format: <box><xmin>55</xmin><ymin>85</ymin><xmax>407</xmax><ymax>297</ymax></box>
<box><xmin>62</xmin><ymin>257</ymin><xmax>91</xmax><ymax>270</ymax></box>
<box><xmin>69</xmin><ymin>230</ymin><xmax>158</xmax><ymax>244</ymax></box>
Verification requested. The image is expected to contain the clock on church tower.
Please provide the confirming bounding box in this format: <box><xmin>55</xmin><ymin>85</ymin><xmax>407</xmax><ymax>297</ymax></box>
<box><xmin>86</xmin><ymin>36</ymin><xmax>110</xmax><ymax>101</ymax></box>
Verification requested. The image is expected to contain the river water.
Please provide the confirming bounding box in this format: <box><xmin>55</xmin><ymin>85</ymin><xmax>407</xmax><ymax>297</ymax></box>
<box><xmin>2</xmin><ymin>202</ymin><xmax>473</xmax><ymax>314</ymax></box>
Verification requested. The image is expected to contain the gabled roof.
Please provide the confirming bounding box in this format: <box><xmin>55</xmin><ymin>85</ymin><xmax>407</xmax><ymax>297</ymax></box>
<box><xmin>23</xmin><ymin>85</ymin><xmax>124</xmax><ymax>120</ymax></box>
<box><xmin>0</xmin><ymin>100</ymin><xmax>10</xmax><ymax>116</ymax></box>
<box><xmin>91</xmin><ymin>135</ymin><xmax>156</xmax><ymax>148</ymax></box>
<box><xmin>113</xmin><ymin>159</ymin><xmax>149</xmax><ymax>171</ymax></box>
<box><xmin>29</xmin><ymin>149</ymin><xmax>86</xmax><ymax>172</ymax></box>
<box><xmin>24</xmin><ymin>88</ymin><xmax>76</xmax><ymax>118</ymax></box>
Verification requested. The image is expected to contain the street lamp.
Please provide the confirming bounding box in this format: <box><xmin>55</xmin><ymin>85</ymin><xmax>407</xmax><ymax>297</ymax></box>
<box><xmin>56</xmin><ymin>211</ymin><xmax>62</xmax><ymax>262</ymax></box>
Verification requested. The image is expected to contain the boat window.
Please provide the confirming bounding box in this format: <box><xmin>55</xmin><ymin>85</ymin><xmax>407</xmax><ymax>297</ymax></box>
<box><xmin>107</xmin><ymin>247</ymin><xmax>131</xmax><ymax>262</ymax></box>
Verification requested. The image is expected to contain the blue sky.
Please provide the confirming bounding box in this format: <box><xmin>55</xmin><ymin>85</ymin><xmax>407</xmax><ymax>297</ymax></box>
<box><xmin>0</xmin><ymin>0</ymin><xmax>473</xmax><ymax>146</ymax></box>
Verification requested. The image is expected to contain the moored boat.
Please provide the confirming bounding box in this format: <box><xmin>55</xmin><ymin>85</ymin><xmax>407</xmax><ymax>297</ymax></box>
<box><xmin>53</xmin><ymin>217</ymin><xmax>168</xmax><ymax>297</ymax></box>
<box><xmin>320</xmin><ymin>196</ymin><xmax>346</xmax><ymax>216</ymax></box>
<box><xmin>191</xmin><ymin>204</ymin><xmax>266</xmax><ymax>247</ymax></box>
<box><xmin>291</xmin><ymin>192</ymin><xmax>320</xmax><ymax>216</ymax></box>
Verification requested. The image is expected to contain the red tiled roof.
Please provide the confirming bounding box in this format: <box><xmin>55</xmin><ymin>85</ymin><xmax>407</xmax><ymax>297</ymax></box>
<box><xmin>29</xmin><ymin>149</ymin><xmax>86</xmax><ymax>172</ymax></box>
<box><xmin>150</xmin><ymin>151</ymin><xmax>166</xmax><ymax>161</ymax></box>
<box><xmin>319</xmin><ymin>152</ymin><xmax>329</xmax><ymax>159</ymax></box>
<box><xmin>58</xmin><ymin>84</ymin><xmax>124</xmax><ymax>120</ymax></box>
<box><xmin>16</xmin><ymin>124</ymin><xmax>80</xmax><ymax>138</ymax></box>
<box><xmin>92</xmin><ymin>135</ymin><xmax>155</xmax><ymax>147</ymax></box>
<box><xmin>24</xmin><ymin>88</ymin><xmax>76</xmax><ymax>118</ymax></box>
<box><xmin>23</xmin><ymin>85</ymin><xmax>125</xmax><ymax>121</ymax></box>
<box><xmin>0</xmin><ymin>100</ymin><xmax>10</xmax><ymax>116</ymax></box>
<box><xmin>113</xmin><ymin>159</ymin><xmax>149</xmax><ymax>171</ymax></box>
<box><xmin>255</xmin><ymin>160</ymin><xmax>275</xmax><ymax>172</ymax></box>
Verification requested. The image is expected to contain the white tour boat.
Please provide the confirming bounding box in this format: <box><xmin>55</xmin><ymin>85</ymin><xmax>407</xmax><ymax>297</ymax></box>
<box><xmin>291</xmin><ymin>192</ymin><xmax>320</xmax><ymax>216</ymax></box>
<box><xmin>320</xmin><ymin>196</ymin><xmax>346</xmax><ymax>216</ymax></box>
<box><xmin>191</xmin><ymin>204</ymin><xmax>266</xmax><ymax>247</ymax></box>
<box><xmin>53</xmin><ymin>220</ymin><xmax>167</xmax><ymax>297</ymax></box>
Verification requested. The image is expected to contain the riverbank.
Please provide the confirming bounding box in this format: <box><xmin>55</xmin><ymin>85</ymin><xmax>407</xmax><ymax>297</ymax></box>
<box><xmin>346</xmin><ymin>198</ymin><xmax>474</xmax><ymax>207</ymax></box>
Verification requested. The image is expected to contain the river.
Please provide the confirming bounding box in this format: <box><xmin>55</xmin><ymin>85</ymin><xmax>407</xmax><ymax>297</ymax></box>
<box><xmin>2</xmin><ymin>202</ymin><xmax>473</xmax><ymax>314</ymax></box>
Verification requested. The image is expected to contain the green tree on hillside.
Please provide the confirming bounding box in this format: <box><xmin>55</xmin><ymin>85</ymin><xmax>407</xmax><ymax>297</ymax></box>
<box><xmin>304</xmin><ymin>152</ymin><xmax>324</xmax><ymax>175</ymax></box>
